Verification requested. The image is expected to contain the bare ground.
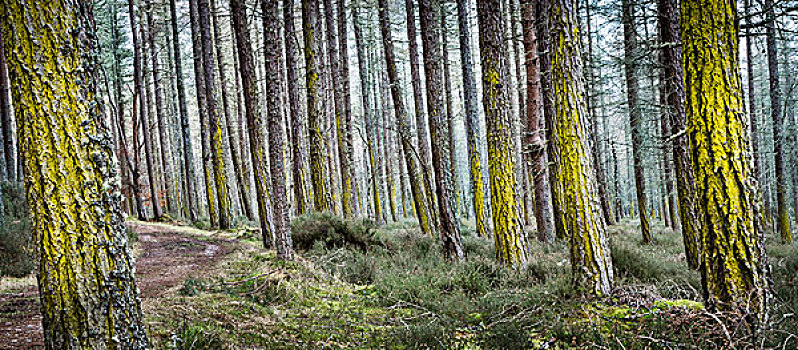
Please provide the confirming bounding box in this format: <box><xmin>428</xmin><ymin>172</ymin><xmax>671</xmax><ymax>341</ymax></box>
<box><xmin>0</xmin><ymin>221</ymin><xmax>237</xmax><ymax>349</ymax></box>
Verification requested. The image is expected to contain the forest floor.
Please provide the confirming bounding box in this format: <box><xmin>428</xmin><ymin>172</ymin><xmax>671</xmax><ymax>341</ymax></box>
<box><xmin>1</xmin><ymin>215</ymin><xmax>797</xmax><ymax>349</ymax></box>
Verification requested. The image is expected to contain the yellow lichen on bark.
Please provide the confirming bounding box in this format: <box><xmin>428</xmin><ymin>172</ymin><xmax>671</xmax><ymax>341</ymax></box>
<box><xmin>681</xmin><ymin>0</ymin><xmax>769</xmax><ymax>318</ymax></box>
<box><xmin>548</xmin><ymin>0</ymin><xmax>613</xmax><ymax>294</ymax></box>
<box><xmin>0</xmin><ymin>0</ymin><xmax>149</xmax><ymax>347</ymax></box>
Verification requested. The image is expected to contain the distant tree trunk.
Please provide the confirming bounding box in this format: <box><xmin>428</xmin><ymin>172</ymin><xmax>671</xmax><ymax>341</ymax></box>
<box><xmin>0</xmin><ymin>0</ymin><xmax>150</xmax><ymax>346</ymax></box>
<box><xmin>658</xmin><ymin>0</ymin><xmax>700</xmax><ymax>269</ymax></box>
<box><xmin>198</xmin><ymin>0</ymin><xmax>231</xmax><ymax>229</ymax></box>
<box><xmin>379</xmin><ymin>69</ymin><xmax>397</xmax><ymax>222</ymax></box>
<box><xmin>442</xmin><ymin>9</ymin><xmax>458</xmax><ymax>216</ymax></box>
<box><xmin>378</xmin><ymin>0</ymin><xmax>435</xmax><ymax>236</ymax></box>
<box><xmin>535</xmin><ymin>0</ymin><xmax>566</xmax><ymax>241</ymax></box>
<box><xmin>622</xmin><ymin>0</ymin><xmax>651</xmax><ymax>244</ymax></box>
<box><xmin>456</xmin><ymin>0</ymin><xmax>492</xmax><ymax>238</ymax></box>
<box><xmin>521</xmin><ymin>0</ymin><xmax>553</xmax><ymax>243</ymax></box>
<box><xmin>353</xmin><ymin>4</ymin><xmax>383</xmax><ymax>223</ymax></box>
<box><xmin>0</xmin><ymin>29</ymin><xmax>13</xmax><ymax>182</ymax></box>
<box><xmin>682</xmin><ymin>0</ymin><xmax>769</xmax><ymax>320</ymax></box>
<box><xmin>127</xmin><ymin>0</ymin><xmax>148</xmax><ymax>221</ymax></box>
<box><xmin>131</xmin><ymin>0</ymin><xmax>162</xmax><ymax>220</ymax></box>
<box><xmin>337</xmin><ymin>0</ymin><xmax>358</xmax><ymax>216</ymax></box>
<box><xmin>420</xmin><ymin>0</ymin><xmax>465</xmax><ymax>260</ymax></box>
<box><xmin>284</xmin><ymin>0</ymin><xmax>310</xmax><ymax>216</ymax></box>
<box><xmin>170</xmin><ymin>0</ymin><xmax>198</xmax><ymax>222</ymax></box>
<box><xmin>189</xmin><ymin>0</ymin><xmax>216</xmax><ymax>224</ymax></box>
<box><xmin>322</xmin><ymin>0</ymin><xmax>354</xmax><ymax>217</ymax></box>
<box><xmin>583</xmin><ymin>0</ymin><xmax>615</xmax><ymax>226</ymax></box>
<box><xmin>145</xmin><ymin>0</ymin><xmax>175</xmax><ymax>216</ymax></box>
<box><xmin>546</xmin><ymin>0</ymin><xmax>613</xmax><ymax>293</ymax></box>
<box><xmin>764</xmin><ymin>0</ymin><xmax>792</xmax><ymax>244</ymax></box>
<box><xmin>477</xmin><ymin>0</ymin><xmax>529</xmax><ymax>268</ymax></box>
<box><xmin>230</xmin><ymin>0</ymin><xmax>275</xmax><ymax>247</ymax></box>
<box><xmin>211</xmin><ymin>0</ymin><xmax>252</xmax><ymax>221</ymax></box>
<box><xmin>109</xmin><ymin>0</ymin><xmax>133</xmax><ymax>212</ymax></box>
<box><xmin>262</xmin><ymin>0</ymin><xmax>294</xmax><ymax>260</ymax></box>
<box><xmin>303</xmin><ymin>0</ymin><xmax>333</xmax><ymax>212</ymax></box>
<box><xmin>406</xmin><ymin>0</ymin><xmax>434</xmax><ymax>194</ymax></box>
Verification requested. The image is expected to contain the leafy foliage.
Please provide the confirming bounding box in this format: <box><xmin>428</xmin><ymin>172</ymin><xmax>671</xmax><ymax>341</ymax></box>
<box><xmin>0</xmin><ymin>181</ymin><xmax>32</xmax><ymax>278</ymax></box>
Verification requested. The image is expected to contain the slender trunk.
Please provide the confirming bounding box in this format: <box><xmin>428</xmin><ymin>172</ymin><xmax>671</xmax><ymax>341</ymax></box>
<box><xmin>456</xmin><ymin>0</ymin><xmax>492</xmax><ymax>238</ymax></box>
<box><xmin>337</xmin><ymin>0</ymin><xmax>358</xmax><ymax>216</ymax></box>
<box><xmin>262</xmin><ymin>0</ymin><xmax>294</xmax><ymax>260</ymax></box>
<box><xmin>378</xmin><ymin>0</ymin><xmax>435</xmax><ymax>236</ymax></box>
<box><xmin>231</xmin><ymin>0</ymin><xmax>275</xmax><ymax>247</ymax></box>
<box><xmin>0</xmin><ymin>28</ymin><xmax>13</xmax><ymax>181</ymax></box>
<box><xmin>284</xmin><ymin>0</ymin><xmax>310</xmax><ymax>215</ymax></box>
<box><xmin>171</xmin><ymin>0</ymin><xmax>198</xmax><ymax>222</ymax></box>
<box><xmin>764</xmin><ymin>0</ymin><xmax>792</xmax><ymax>243</ymax></box>
<box><xmin>521</xmin><ymin>0</ymin><xmax>554</xmax><ymax>243</ymax></box>
<box><xmin>420</xmin><ymin>0</ymin><xmax>465</xmax><ymax>260</ymax></box>
<box><xmin>622</xmin><ymin>0</ymin><xmax>651</xmax><ymax>243</ymax></box>
<box><xmin>1</xmin><ymin>0</ymin><xmax>150</xmax><ymax>346</ymax></box>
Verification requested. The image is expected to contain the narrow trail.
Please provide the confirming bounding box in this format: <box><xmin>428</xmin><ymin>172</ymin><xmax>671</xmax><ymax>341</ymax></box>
<box><xmin>0</xmin><ymin>221</ymin><xmax>238</xmax><ymax>349</ymax></box>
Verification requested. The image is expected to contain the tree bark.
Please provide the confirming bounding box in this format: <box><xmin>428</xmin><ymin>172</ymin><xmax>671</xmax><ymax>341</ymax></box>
<box><xmin>681</xmin><ymin>0</ymin><xmax>769</xmax><ymax>320</ymax></box>
<box><xmin>477</xmin><ymin>0</ymin><xmax>530</xmax><ymax>268</ymax></box>
<box><xmin>0</xmin><ymin>0</ymin><xmax>150</xmax><ymax>347</ymax></box>
<box><xmin>378</xmin><ymin>0</ymin><xmax>435</xmax><ymax>236</ymax></box>
<box><xmin>0</xmin><ymin>29</ymin><xmax>13</xmax><ymax>182</ymax></box>
<box><xmin>230</xmin><ymin>0</ymin><xmax>275</xmax><ymax>247</ymax></box>
<box><xmin>420</xmin><ymin>0</ymin><xmax>465</xmax><ymax>261</ymax></box>
<box><xmin>284</xmin><ymin>0</ymin><xmax>310</xmax><ymax>216</ymax></box>
<box><xmin>622</xmin><ymin>0</ymin><xmax>651</xmax><ymax>244</ymax></box>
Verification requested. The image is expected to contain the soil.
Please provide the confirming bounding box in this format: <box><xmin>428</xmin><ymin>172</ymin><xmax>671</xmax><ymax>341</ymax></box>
<box><xmin>0</xmin><ymin>222</ymin><xmax>237</xmax><ymax>349</ymax></box>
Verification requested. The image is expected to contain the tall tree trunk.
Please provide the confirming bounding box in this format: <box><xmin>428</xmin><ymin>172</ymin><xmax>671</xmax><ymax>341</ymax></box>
<box><xmin>546</xmin><ymin>0</ymin><xmax>613</xmax><ymax>293</ymax></box>
<box><xmin>658</xmin><ymin>0</ymin><xmax>700</xmax><ymax>269</ymax></box>
<box><xmin>353</xmin><ymin>4</ymin><xmax>383</xmax><ymax>223</ymax></box>
<box><xmin>337</xmin><ymin>0</ymin><xmax>358</xmax><ymax>216</ymax></box>
<box><xmin>456</xmin><ymin>0</ymin><xmax>492</xmax><ymax>238</ymax></box>
<box><xmin>198</xmin><ymin>0</ymin><xmax>232</xmax><ymax>229</ymax></box>
<box><xmin>323</xmin><ymin>0</ymin><xmax>354</xmax><ymax>217</ymax></box>
<box><xmin>420</xmin><ymin>0</ymin><xmax>465</xmax><ymax>261</ymax></box>
<box><xmin>262</xmin><ymin>0</ymin><xmax>294</xmax><ymax>260</ymax></box>
<box><xmin>230</xmin><ymin>0</ymin><xmax>275</xmax><ymax>247</ymax></box>
<box><xmin>109</xmin><ymin>0</ymin><xmax>133</xmax><ymax>213</ymax></box>
<box><xmin>0</xmin><ymin>28</ymin><xmax>13</xmax><ymax>182</ymax></box>
<box><xmin>622</xmin><ymin>0</ymin><xmax>651</xmax><ymax>244</ymax></box>
<box><xmin>0</xmin><ymin>0</ymin><xmax>150</xmax><ymax>346</ymax></box>
<box><xmin>284</xmin><ymin>0</ymin><xmax>310</xmax><ymax>215</ymax></box>
<box><xmin>442</xmin><ymin>8</ymin><xmax>458</xmax><ymax>217</ymax></box>
<box><xmin>406</xmin><ymin>0</ymin><xmax>434</xmax><ymax>196</ymax></box>
<box><xmin>170</xmin><ymin>0</ymin><xmax>198</xmax><ymax>222</ymax></box>
<box><xmin>131</xmin><ymin>0</ymin><xmax>162</xmax><ymax>220</ymax></box>
<box><xmin>477</xmin><ymin>0</ymin><xmax>530</xmax><ymax>268</ymax></box>
<box><xmin>303</xmin><ymin>0</ymin><xmax>333</xmax><ymax>212</ymax></box>
<box><xmin>189</xmin><ymin>0</ymin><xmax>217</xmax><ymax>224</ymax></box>
<box><xmin>584</xmin><ymin>0</ymin><xmax>615</xmax><ymax>226</ymax></box>
<box><xmin>378</xmin><ymin>0</ymin><xmax>435</xmax><ymax>236</ymax></box>
<box><xmin>145</xmin><ymin>0</ymin><xmax>175</xmax><ymax>216</ymax></box>
<box><xmin>682</xmin><ymin>0</ymin><xmax>769</xmax><ymax>320</ymax></box>
<box><xmin>764</xmin><ymin>0</ymin><xmax>792</xmax><ymax>244</ymax></box>
<box><xmin>521</xmin><ymin>0</ymin><xmax>554</xmax><ymax>243</ymax></box>
<box><xmin>211</xmin><ymin>0</ymin><xmax>252</xmax><ymax>221</ymax></box>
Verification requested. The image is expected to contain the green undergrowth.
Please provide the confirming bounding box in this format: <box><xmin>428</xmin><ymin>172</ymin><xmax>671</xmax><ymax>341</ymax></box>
<box><xmin>145</xmin><ymin>214</ymin><xmax>798</xmax><ymax>349</ymax></box>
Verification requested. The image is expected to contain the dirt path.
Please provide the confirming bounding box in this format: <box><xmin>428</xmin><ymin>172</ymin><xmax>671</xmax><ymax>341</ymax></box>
<box><xmin>0</xmin><ymin>222</ymin><xmax>237</xmax><ymax>349</ymax></box>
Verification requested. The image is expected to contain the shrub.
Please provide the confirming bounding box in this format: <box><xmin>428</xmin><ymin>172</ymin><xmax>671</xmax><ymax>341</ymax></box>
<box><xmin>290</xmin><ymin>212</ymin><xmax>380</xmax><ymax>251</ymax></box>
<box><xmin>170</xmin><ymin>323</ymin><xmax>223</xmax><ymax>350</ymax></box>
<box><xmin>0</xmin><ymin>181</ymin><xmax>33</xmax><ymax>278</ymax></box>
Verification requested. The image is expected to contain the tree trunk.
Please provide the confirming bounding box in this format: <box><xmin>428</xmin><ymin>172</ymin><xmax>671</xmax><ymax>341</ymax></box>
<box><xmin>302</xmin><ymin>0</ymin><xmax>333</xmax><ymax>212</ymax></box>
<box><xmin>420</xmin><ymin>0</ymin><xmax>465</xmax><ymax>261</ymax></box>
<box><xmin>764</xmin><ymin>0</ymin><xmax>792</xmax><ymax>244</ymax></box>
<box><xmin>456</xmin><ymin>0</ymin><xmax>492</xmax><ymax>239</ymax></box>
<box><xmin>0</xmin><ymin>1</ymin><xmax>150</xmax><ymax>347</ymax></box>
<box><xmin>262</xmin><ymin>0</ymin><xmax>294</xmax><ymax>260</ymax></box>
<box><xmin>378</xmin><ymin>0</ymin><xmax>435</xmax><ymax>236</ymax></box>
<box><xmin>210</xmin><ymin>0</ymin><xmax>252</xmax><ymax>221</ymax></box>
<box><xmin>170</xmin><ymin>0</ymin><xmax>198</xmax><ymax>222</ymax></box>
<box><xmin>521</xmin><ymin>0</ymin><xmax>554</xmax><ymax>243</ymax></box>
<box><xmin>284</xmin><ymin>0</ymin><xmax>310</xmax><ymax>216</ymax></box>
<box><xmin>0</xmin><ymin>29</ymin><xmax>13</xmax><ymax>182</ymax></box>
<box><xmin>681</xmin><ymin>0</ymin><xmax>769</xmax><ymax>320</ymax></box>
<box><xmin>477</xmin><ymin>0</ymin><xmax>530</xmax><ymax>268</ymax></box>
<box><xmin>658</xmin><ymin>0</ymin><xmax>700</xmax><ymax>269</ymax></box>
<box><xmin>546</xmin><ymin>0</ymin><xmax>613</xmax><ymax>293</ymax></box>
<box><xmin>337</xmin><ymin>0</ymin><xmax>358</xmax><ymax>216</ymax></box>
<box><xmin>189</xmin><ymin>0</ymin><xmax>216</xmax><ymax>224</ymax></box>
<box><xmin>406</xmin><ymin>0</ymin><xmax>434</xmax><ymax>198</ymax></box>
<box><xmin>622</xmin><ymin>0</ymin><xmax>651</xmax><ymax>244</ymax></box>
<box><xmin>230</xmin><ymin>0</ymin><xmax>275</xmax><ymax>247</ymax></box>
<box><xmin>353</xmin><ymin>4</ymin><xmax>384</xmax><ymax>223</ymax></box>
